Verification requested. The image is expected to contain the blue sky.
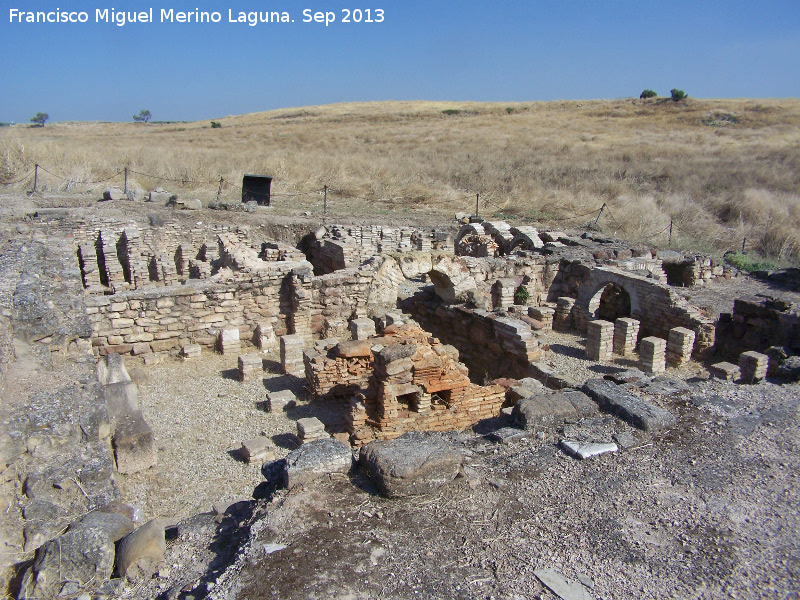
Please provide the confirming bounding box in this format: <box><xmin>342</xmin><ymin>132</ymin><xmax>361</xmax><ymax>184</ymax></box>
<box><xmin>1</xmin><ymin>0</ymin><xmax>798</xmax><ymax>122</ymax></box>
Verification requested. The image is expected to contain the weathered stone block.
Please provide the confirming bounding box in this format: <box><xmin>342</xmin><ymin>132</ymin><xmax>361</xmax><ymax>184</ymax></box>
<box><xmin>582</xmin><ymin>378</ymin><xmax>676</xmax><ymax>431</ymax></box>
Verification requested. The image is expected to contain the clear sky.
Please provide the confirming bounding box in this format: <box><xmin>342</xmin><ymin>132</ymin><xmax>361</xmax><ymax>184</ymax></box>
<box><xmin>1</xmin><ymin>0</ymin><xmax>798</xmax><ymax>122</ymax></box>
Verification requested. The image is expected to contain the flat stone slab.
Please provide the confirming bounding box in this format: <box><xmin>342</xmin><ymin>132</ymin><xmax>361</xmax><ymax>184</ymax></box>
<box><xmin>486</xmin><ymin>427</ymin><xmax>531</xmax><ymax>444</ymax></box>
<box><xmin>560</xmin><ymin>440</ymin><xmax>619</xmax><ymax>460</ymax></box>
<box><xmin>709</xmin><ymin>361</ymin><xmax>740</xmax><ymax>381</ymax></box>
<box><xmin>241</xmin><ymin>436</ymin><xmax>276</xmax><ymax>463</ymax></box>
<box><xmin>297</xmin><ymin>417</ymin><xmax>325</xmax><ymax>437</ymax></box>
<box><xmin>534</xmin><ymin>568</ymin><xmax>593</xmax><ymax>600</ymax></box>
<box><xmin>582</xmin><ymin>378</ymin><xmax>676</xmax><ymax>431</ymax></box>
<box><xmin>513</xmin><ymin>393</ymin><xmax>577</xmax><ymax>430</ymax></box>
<box><xmin>283</xmin><ymin>438</ymin><xmax>353</xmax><ymax>489</ymax></box>
<box><xmin>265</xmin><ymin>390</ymin><xmax>296</xmax><ymax>412</ymax></box>
<box><xmin>359</xmin><ymin>431</ymin><xmax>463</xmax><ymax>498</ymax></box>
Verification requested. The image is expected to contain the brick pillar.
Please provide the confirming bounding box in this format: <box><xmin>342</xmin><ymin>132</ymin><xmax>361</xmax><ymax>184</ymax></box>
<box><xmin>528</xmin><ymin>306</ymin><xmax>555</xmax><ymax>330</ymax></box>
<box><xmin>586</xmin><ymin>320</ymin><xmax>614</xmax><ymax>361</ymax></box>
<box><xmin>613</xmin><ymin>318</ymin><xmax>640</xmax><ymax>356</ymax></box>
<box><xmin>739</xmin><ymin>351</ymin><xmax>768</xmax><ymax>383</ymax></box>
<box><xmin>554</xmin><ymin>297</ymin><xmax>576</xmax><ymax>331</ymax></box>
<box><xmin>666</xmin><ymin>327</ymin><xmax>696</xmax><ymax>367</ymax></box>
<box><xmin>280</xmin><ymin>334</ymin><xmax>305</xmax><ymax>377</ymax></box>
<box><xmin>640</xmin><ymin>337</ymin><xmax>667</xmax><ymax>375</ymax></box>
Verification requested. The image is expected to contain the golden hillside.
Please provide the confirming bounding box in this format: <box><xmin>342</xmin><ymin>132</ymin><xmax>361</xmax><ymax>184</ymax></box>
<box><xmin>2</xmin><ymin>98</ymin><xmax>799</xmax><ymax>260</ymax></box>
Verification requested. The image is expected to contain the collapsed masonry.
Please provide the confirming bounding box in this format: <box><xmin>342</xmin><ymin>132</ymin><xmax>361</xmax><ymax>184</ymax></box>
<box><xmin>303</xmin><ymin>320</ymin><xmax>506</xmax><ymax>446</ymax></box>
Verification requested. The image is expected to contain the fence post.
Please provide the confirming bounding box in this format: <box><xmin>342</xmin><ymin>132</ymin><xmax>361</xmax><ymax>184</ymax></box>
<box><xmin>669</xmin><ymin>220</ymin><xmax>673</xmax><ymax>246</ymax></box>
<box><xmin>475</xmin><ymin>193</ymin><xmax>479</xmax><ymax>218</ymax></box>
<box><xmin>123</xmin><ymin>167</ymin><xmax>128</xmax><ymax>194</ymax></box>
<box><xmin>216</xmin><ymin>176</ymin><xmax>223</xmax><ymax>202</ymax></box>
<box><xmin>33</xmin><ymin>164</ymin><xmax>38</xmax><ymax>193</ymax></box>
<box><xmin>593</xmin><ymin>203</ymin><xmax>606</xmax><ymax>227</ymax></box>
<box><xmin>324</xmin><ymin>185</ymin><xmax>328</xmax><ymax>216</ymax></box>
<box><xmin>742</xmin><ymin>237</ymin><xmax>746</xmax><ymax>254</ymax></box>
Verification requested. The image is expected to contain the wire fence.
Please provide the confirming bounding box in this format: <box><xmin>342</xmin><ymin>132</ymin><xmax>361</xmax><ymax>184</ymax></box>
<box><xmin>1</xmin><ymin>162</ymin><xmax>755</xmax><ymax>253</ymax></box>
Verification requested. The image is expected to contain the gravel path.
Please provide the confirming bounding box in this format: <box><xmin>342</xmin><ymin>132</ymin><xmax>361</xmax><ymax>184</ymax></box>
<box><xmin>117</xmin><ymin>350</ymin><xmax>311</xmax><ymax>521</ymax></box>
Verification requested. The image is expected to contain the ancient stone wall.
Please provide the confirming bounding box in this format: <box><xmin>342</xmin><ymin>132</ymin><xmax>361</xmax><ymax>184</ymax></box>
<box><xmin>85</xmin><ymin>261</ymin><xmax>310</xmax><ymax>356</ymax></box>
<box><xmin>402</xmin><ymin>292</ymin><xmax>542</xmax><ymax>381</ymax></box>
<box><xmin>715</xmin><ymin>297</ymin><xmax>800</xmax><ymax>358</ymax></box>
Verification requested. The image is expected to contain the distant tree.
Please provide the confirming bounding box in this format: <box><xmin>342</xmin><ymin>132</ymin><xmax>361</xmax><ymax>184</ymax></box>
<box><xmin>670</xmin><ymin>89</ymin><xmax>688</xmax><ymax>102</ymax></box>
<box><xmin>640</xmin><ymin>89</ymin><xmax>657</xmax><ymax>99</ymax></box>
<box><xmin>29</xmin><ymin>112</ymin><xmax>49</xmax><ymax>127</ymax></box>
<box><xmin>133</xmin><ymin>109</ymin><xmax>152</xmax><ymax>123</ymax></box>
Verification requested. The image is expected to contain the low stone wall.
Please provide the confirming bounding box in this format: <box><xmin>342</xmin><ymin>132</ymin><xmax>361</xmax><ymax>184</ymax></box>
<box><xmin>85</xmin><ymin>260</ymin><xmax>310</xmax><ymax>356</ymax></box>
<box><xmin>715</xmin><ymin>296</ymin><xmax>800</xmax><ymax>358</ymax></box>
<box><xmin>402</xmin><ymin>293</ymin><xmax>541</xmax><ymax>381</ymax></box>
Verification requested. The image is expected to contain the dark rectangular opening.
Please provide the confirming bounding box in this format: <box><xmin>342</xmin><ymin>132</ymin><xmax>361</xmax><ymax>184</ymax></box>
<box><xmin>242</xmin><ymin>174</ymin><xmax>273</xmax><ymax>206</ymax></box>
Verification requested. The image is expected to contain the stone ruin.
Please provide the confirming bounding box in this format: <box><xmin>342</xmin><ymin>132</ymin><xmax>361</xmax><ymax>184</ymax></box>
<box><xmin>3</xmin><ymin>208</ymin><xmax>799</xmax><ymax>599</ymax></box>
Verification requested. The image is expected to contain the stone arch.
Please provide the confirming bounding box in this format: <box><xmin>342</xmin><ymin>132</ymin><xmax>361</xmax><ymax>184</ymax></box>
<box><xmin>508</xmin><ymin>226</ymin><xmax>544</xmax><ymax>253</ymax></box>
<box><xmin>574</xmin><ymin>267</ymin><xmax>643</xmax><ymax>332</ymax></box>
<box><xmin>481</xmin><ymin>221</ymin><xmax>514</xmax><ymax>254</ymax></box>
<box><xmin>588</xmin><ymin>282</ymin><xmax>632</xmax><ymax>322</ymax></box>
<box><xmin>454</xmin><ymin>224</ymin><xmax>486</xmax><ymax>248</ymax></box>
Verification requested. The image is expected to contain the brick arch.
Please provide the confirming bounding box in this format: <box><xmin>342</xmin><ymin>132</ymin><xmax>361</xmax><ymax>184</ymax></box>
<box><xmin>573</xmin><ymin>268</ymin><xmax>645</xmax><ymax>333</ymax></box>
<box><xmin>454</xmin><ymin>223</ymin><xmax>486</xmax><ymax>246</ymax></box>
<box><xmin>507</xmin><ymin>227</ymin><xmax>543</xmax><ymax>253</ymax></box>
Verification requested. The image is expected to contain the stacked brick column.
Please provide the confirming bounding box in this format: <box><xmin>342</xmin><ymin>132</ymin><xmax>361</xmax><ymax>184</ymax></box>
<box><xmin>613</xmin><ymin>318</ymin><xmax>640</xmax><ymax>356</ymax></box>
<box><xmin>586</xmin><ymin>320</ymin><xmax>614</xmax><ymax>361</ymax></box>
<box><xmin>666</xmin><ymin>327</ymin><xmax>696</xmax><ymax>367</ymax></box>
<box><xmin>739</xmin><ymin>351</ymin><xmax>768</xmax><ymax>383</ymax></box>
<box><xmin>640</xmin><ymin>337</ymin><xmax>667</xmax><ymax>375</ymax></box>
<box><xmin>528</xmin><ymin>306</ymin><xmax>555</xmax><ymax>330</ymax></box>
<box><xmin>281</xmin><ymin>334</ymin><xmax>305</xmax><ymax>377</ymax></box>
<box><xmin>553</xmin><ymin>297</ymin><xmax>576</xmax><ymax>331</ymax></box>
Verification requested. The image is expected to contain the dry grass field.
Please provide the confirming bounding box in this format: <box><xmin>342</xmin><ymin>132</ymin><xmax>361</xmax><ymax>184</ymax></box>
<box><xmin>2</xmin><ymin>98</ymin><xmax>799</xmax><ymax>261</ymax></box>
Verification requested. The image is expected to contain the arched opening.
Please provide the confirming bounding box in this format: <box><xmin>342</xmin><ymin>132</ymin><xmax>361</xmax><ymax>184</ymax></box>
<box><xmin>590</xmin><ymin>283</ymin><xmax>631</xmax><ymax>322</ymax></box>
<box><xmin>174</xmin><ymin>246</ymin><xmax>185</xmax><ymax>276</ymax></box>
<box><xmin>148</xmin><ymin>256</ymin><xmax>161</xmax><ymax>282</ymax></box>
<box><xmin>116</xmin><ymin>232</ymin><xmax>133</xmax><ymax>284</ymax></box>
<box><xmin>76</xmin><ymin>247</ymin><xmax>88</xmax><ymax>288</ymax></box>
<box><xmin>94</xmin><ymin>233</ymin><xmax>109</xmax><ymax>288</ymax></box>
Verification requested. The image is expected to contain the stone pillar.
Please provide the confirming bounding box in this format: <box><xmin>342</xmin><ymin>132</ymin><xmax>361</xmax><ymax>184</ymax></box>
<box><xmin>255</xmin><ymin>322</ymin><xmax>277</xmax><ymax>350</ymax></box>
<box><xmin>553</xmin><ymin>297</ymin><xmax>576</xmax><ymax>331</ymax></box>
<box><xmin>613</xmin><ymin>318</ymin><xmax>640</xmax><ymax>356</ymax></box>
<box><xmin>528</xmin><ymin>306</ymin><xmax>555</xmax><ymax>330</ymax></box>
<box><xmin>586</xmin><ymin>320</ymin><xmax>614</xmax><ymax>361</ymax></box>
<box><xmin>640</xmin><ymin>337</ymin><xmax>667</xmax><ymax>375</ymax></box>
<box><xmin>349</xmin><ymin>318</ymin><xmax>376</xmax><ymax>340</ymax></box>
<box><xmin>218</xmin><ymin>328</ymin><xmax>241</xmax><ymax>355</ymax></box>
<box><xmin>492</xmin><ymin>278</ymin><xmax>517</xmax><ymax>310</ymax></box>
<box><xmin>238</xmin><ymin>354</ymin><xmax>263</xmax><ymax>382</ymax></box>
<box><xmin>739</xmin><ymin>351</ymin><xmax>768</xmax><ymax>383</ymax></box>
<box><xmin>280</xmin><ymin>334</ymin><xmax>305</xmax><ymax>377</ymax></box>
<box><xmin>666</xmin><ymin>327</ymin><xmax>696</xmax><ymax>367</ymax></box>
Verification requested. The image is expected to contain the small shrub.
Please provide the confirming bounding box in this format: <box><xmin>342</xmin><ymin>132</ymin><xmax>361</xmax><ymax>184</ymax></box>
<box><xmin>701</xmin><ymin>112</ymin><xmax>739</xmax><ymax>127</ymax></box>
<box><xmin>640</xmin><ymin>89</ymin><xmax>657</xmax><ymax>99</ymax></box>
<box><xmin>442</xmin><ymin>109</ymin><xmax>460</xmax><ymax>115</ymax></box>
<box><xmin>0</xmin><ymin>122</ymin><xmax>10</xmax><ymax>128</ymax></box>
<box><xmin>670</xmin><ymin>89</ymin><xmax>688</xmax><ymax>102</ymax></box>
<box><xmin>514</xmin><ymin>285</ymin><xmax>530</xmax><ymax>305</ymax></box>
<box><xmin>505</xmin><ymin>107</ymin><xmax>515</xmax><ymax>114</ymax></box>
<box><xmin>210</xmin><ymin>121</ymin><xmax>222</xmax><ymax>128</ymax></box>
<box><xmin>723</xmin><ymin>251</ymin><xmax>776</xmax><ymax>273</ymax></box>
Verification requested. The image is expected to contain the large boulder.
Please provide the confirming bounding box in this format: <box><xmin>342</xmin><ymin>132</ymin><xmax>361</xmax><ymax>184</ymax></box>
<box><xmin>582</xmin><ymin>378</ymin><xmax>676</xmax><ymax>431</ymax></box>
<box><xmin>116</xmin><ymin>519</ymin><xmax>165</xmax><ymax>580</ymax></box>
<box><xmin>282</xmin><ymin>438</ymin><xmax>353</xmax><ymax>490</ymax></box>
<box><xmin>513</xmin><ymin>393</ymin><xmax>577</xmax><ymax>430</ymax></box>
<box><xmin>359</xmin><ymin>431</ymin><xmax>463</xmax><ymax>498</ymax></box>
<box><xmin>18</xmin><ymin>527</ymin><xmax>115</xmax><ymax>599</ymax></box>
